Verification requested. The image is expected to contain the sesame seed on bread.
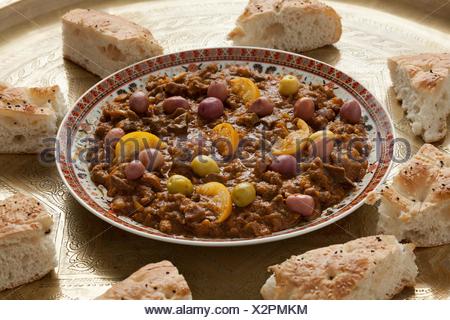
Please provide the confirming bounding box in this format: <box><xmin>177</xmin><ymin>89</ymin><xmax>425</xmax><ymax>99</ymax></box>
<box><xmin>96</xmin><ymin>260</ymin><xmax>192</xmax><ymax>300</ymax></box>
<box><xmin>0</xmin><ymin>193</ymin><xmax>56</xmax><ymax>291</ymax></box>
<box><xmin>261</xmin><ymin>235</ymin><xmax>417</xmax><ymax>299</ymax></box>
<box><xmin>368</xmin><ymin>144</ymin><xmax>450</xmax><ymax>247</ymax></box>
<box><xmin>0</xmin><ymin>83</ymin><xmax>66</xmax><ymax>154</ymax></box>
<box><xmin>228</xmin><ymin>0</ymin><xmax>342</xmax><ymax>52</ymax></box>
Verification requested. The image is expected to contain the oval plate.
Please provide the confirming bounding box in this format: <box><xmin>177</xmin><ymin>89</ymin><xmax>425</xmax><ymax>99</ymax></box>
<box><xmin>56</xmin><ymin>47</ymin><xmax>394</xmax><ymax>247</ymax></box>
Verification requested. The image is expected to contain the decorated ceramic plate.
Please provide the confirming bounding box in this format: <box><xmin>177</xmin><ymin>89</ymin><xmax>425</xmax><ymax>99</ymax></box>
<box><xmin>56</xmin><ymin>47</ymin><xmax>394</xmax><ymax>247</ymax></box>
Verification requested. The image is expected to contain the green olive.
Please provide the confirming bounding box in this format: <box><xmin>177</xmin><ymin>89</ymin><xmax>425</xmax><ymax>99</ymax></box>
<box><xmin>167</xmin><ymin>175</ymin><xmax>193</xmax><ymax>196</ymax></box>
<box><xmin>279</xmin><ymin>75</ymin><xmax>300</xmax><ymax>96</ymax></box>
<box><xmin>231</xmin><ymin>182</ymin><xmax>256</xmax><ymax>207</ymax></box>
<box><xmin>191</xmin><ymin>155</ymin><xmax>220</xmax><ymax>177</ymax></box>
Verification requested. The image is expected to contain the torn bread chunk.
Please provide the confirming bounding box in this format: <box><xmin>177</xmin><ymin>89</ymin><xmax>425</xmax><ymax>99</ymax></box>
<box><xmin>62</xmin><ymin>8</ymin><xmax>164</xmax><ymax>78</ymax></box>
<box><xmin>96</xmin><ymin>260</ymin><xmax>192</xmax><ymax>300</ymax></box>
<box><xmin>228</xmin><ymin>0</ymin><xmax>342</xmax><ymax>52</ymax></box>
<box><xmin>0</xmin><ymin>83</ymin><xmax>66</xmax><ymax>154</ymax></box>
<box><xmin>261</xmin><ymin>235</ymin><xmax>417</xmax><ymax>299</ymax></box>
<box><xmin>367</xmin><ymin>144</ymin><xmax>450</xmax><ymax>247</ymax></box>
<box><xmin>388</xmin><ymin>53</ymin><xmax>450</xmax><ymax>142</ymax></box>
<box><xmin>0</xmin><ymin>193</ymin><xmax>57</xmax><ymax>292</ymax></box>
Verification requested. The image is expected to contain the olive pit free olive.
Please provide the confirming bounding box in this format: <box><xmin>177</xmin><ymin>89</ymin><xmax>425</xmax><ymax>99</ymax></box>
<box><xmin>279</xmin><ymin>75</ymin><xmax>300</xmax><ymax>96</ymax></box>
<box><xmin>294</xmin><ymin>97</ymin><xmax>315</xmax><ymax>121</ymax></box>
<box><xmin>231</xmin><ymin>182</ymin><xmax>256</xmax><ymax>207</ymax></box>
<box><xmin>191</xmin><ymin>155</ymin><xmax>220</xmax><ymax>177</ymax></box>
<box><xmin>104</xmin><ymin>127</ymin><xmax>125</xmax><ymax>148</ymax></box>
<box><xmin>248</xmin><ymin>97</ymin><xmax>274</xmax><ymax>117</ymax></box>
<box><xmin>269</xmin><ymin>155</ymin><xmax>297</xmax><ymax>177</ymax></box>
<box><xmin>129</xmin><ymin>90</ymin><xmax>149</xmax><ymax>114</ymax></box>
<box><xmin>340</xmin><ymin>100</ymin><xmax>362</xmax><ymax>124</ymax></box>
<box><xmin>207</xmin><ymin>81</ymin><xmax>229</xmax><ymax>102</ymax></box>
<box><xmin>286</xmin><ymin>194</ymin><xmax>315</xmax><ymax>216</ymax></box>
<box><xmin>125</xmin><ymin>160</ymin><xmax>146</xmax><ymax>180</ymax></box>
<box><xmin>162</xmin><ymin>96</ymin><xmax>190</xmax><ymax>114</ymax></box>
<box><xmin>198</xmin><ymin>97</ymin><xmax>224</xmax><ymax>121</ymax></box>
<box><xmin>167</xmin><ymin>175</ymin><xmax>194</xmax><ymax>196</ymax></box>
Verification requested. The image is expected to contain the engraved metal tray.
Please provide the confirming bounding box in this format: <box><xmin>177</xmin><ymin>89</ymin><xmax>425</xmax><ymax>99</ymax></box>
<box><xmin>0</xmin><ymin>0</ymin><xmax>449</xmax><ymax>300</ymax></box>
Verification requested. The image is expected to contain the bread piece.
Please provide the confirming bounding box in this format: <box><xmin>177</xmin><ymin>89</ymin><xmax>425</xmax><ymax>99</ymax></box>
<box><xmin>388</xmin><ymin>53</ymin><xmax>450</xmax><ymax>142</ymax></box>
<box><xmin>261</xmin><ymin>235</ymin><xmax>417</xmax><ymax>299</ymax></box>
<box><xmin>0</xmin><ymin>193</ymin><xmax>57</xmax><ymax>291</ymax></box>
<box><xmin>96</xmin><ymin>260</ymin><xmax>192</xmax><ymax>300</ymax></box>
<box><xmin>367</xmin><ymin>144</ymin><xmax>450</xmax><ymax>247</ymax></box>
<box><xmin>0</xmin><ymin>83</ymin><xmax>66</xmax><ymax>153</ymax></box>
<box><xmin>228</xmin><ymin>0</ymin><xmax>342</xmax><ymax>52</ymax></box>
<box><xmin>62</xmin><ymin>9</ymin><xmax>164</xmax><ymax>78</ymax></box>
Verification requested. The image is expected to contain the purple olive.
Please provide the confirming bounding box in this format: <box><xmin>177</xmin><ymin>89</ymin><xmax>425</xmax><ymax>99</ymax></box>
<box><xmin>162</xmin><ymin>96</ymin><xmax>189</xmax><ymax>114</ymax></box>
<box><xmin>104</xmin><ymin>127</ymin><xmax>125</xmax><ymax>148</ymax></box>
<box><xmin>310</xmin><ymin>136</ymin><xmax>335</xmax><ymax>161</ymax></box>
<box><xmin>294</xmin><ymin>97</ymin><xmax>315</xmax><ymax>121</ymax></box>
<box><xmin>207</xmin><ymin>81</ymin><xmax>228</xmax><ymax>102</ymax></box>
<box><xmin>269</xmin><ymin>155</ymin><xmax>297</xmax><ymax>177</ymax></box>
<box><xmin>198</xmin><ymin>97</ymin><xmax>224</xmax><ymax>121</ymax></box>
<box><xmin>124</xmin><ymin>160</ymin><xmax>146</xmax><ymax>180</ymax></box>
<box><xmin>286</xmin><ymin>194</ymin><xmax>315</xmax><ymax>216</ymax></box>
<box><xmin>129</xmin><ymin>91</ymin><xmax>149</xmax><ymax>114</ymax></box>
<box><xmin>248</xmin><ymin>97</ymin><xmax>274</xmax><ymax>117</ymax></box>
<box><xmin>138</xmin><ymin>148</ymin><xmax>164</xmax><ymax>171</ymax></box>
<box><xmin>340</xmin><ymin>100</ymin><xmax>361</xmax><ymax>124</ymax></box>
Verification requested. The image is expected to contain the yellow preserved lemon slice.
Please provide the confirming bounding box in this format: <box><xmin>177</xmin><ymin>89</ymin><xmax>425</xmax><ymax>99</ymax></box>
<box><xmin>297</xmin><ymin>119</ymin><xmax>310</xmax><ymax>133</ymax></box>
<box><xmin>213</xmin><ymin>123</ymin><xmax>240</xmax><ymax>155</ymax></box>
<box><xmin>272</xmin><ymin>122</ymin><xmax>311</xmax><ymax>155</ymax></box>
<box><xmin>230</xmin><ymin>77</ymin><xmax>260</xmax><ymax>104</ymax></box>
<box><xmin>309</xmin><ymin>130</ymin><xmax>335</xmax><ymax>142</ymax></box>
<box><xmin>196</xmin><ymin>182</ymin><xmax>232</xmax><ymax>223</ymax></box>
<box><xmin>115</xmin><ymin>131</ymin><xmax>164</xmax><ymax>161</ymax></box>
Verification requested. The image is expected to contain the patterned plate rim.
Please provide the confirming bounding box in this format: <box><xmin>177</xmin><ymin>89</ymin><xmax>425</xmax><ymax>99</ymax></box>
<box><xmin>56</xmin><ymin>46</ymin><xmax>394</xmax><ymax>247</ymax></box>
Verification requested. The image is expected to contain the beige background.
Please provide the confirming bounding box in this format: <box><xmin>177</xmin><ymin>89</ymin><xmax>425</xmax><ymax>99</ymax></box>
<box><xmin>0</xmin><ymin>0</ymin><xmax>449</xmax><ymax>299</ymax></box>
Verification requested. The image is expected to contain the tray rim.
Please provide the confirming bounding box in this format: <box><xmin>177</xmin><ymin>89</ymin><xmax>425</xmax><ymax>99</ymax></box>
<box><xmin>55</xmin><ymin>46</ymin><xmax>395</xmax><ymax>247</ymax></box>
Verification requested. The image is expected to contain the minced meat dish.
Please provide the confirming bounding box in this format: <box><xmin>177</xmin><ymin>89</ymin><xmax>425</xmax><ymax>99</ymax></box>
<box><xmin>88</xmin><ymin>64</ymin><xmax>370</xmax><ymax>238</ymax></box>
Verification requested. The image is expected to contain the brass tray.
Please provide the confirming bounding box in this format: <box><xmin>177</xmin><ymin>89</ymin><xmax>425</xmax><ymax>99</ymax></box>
<box><xmin>0</xmin><ymin>0</ymin><xmax>449</xmax><ymax>300</ymax></box>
